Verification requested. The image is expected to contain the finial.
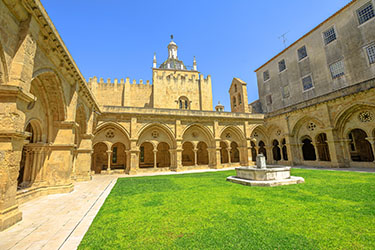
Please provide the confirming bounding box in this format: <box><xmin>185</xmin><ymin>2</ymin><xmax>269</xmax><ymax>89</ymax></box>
<box><xmin>218</xmin><ymin>101</ymin><xmax>221</xmax><ymax>104</ymax></box>
<box><xmin>171</xmin><ymin>34</ymin><xmax>174</xmax><ymax>40</ymax></box>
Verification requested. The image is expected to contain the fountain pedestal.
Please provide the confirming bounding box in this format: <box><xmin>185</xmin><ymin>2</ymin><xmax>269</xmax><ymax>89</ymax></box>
<box><xmin>226</xmin><ymin>154</ymin><xmax>305</xmax><ymax>187</ymax></box>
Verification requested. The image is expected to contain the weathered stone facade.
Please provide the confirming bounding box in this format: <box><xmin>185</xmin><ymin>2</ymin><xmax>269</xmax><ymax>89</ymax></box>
<box><xmin>0</xmin><ymin>0</ymin><xmax>374</xmax><ymax>232</ymax></box>
<box><xmin>249</xmin><ymin>0</ymin><xmax>375</xmax><ymax>168</ymax></box>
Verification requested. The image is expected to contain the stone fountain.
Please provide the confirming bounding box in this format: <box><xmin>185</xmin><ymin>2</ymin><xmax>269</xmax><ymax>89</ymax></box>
<box><xmin>226</xmin><ymin>154</ymin><xmax>304</xmax><ymax>187</ymax></box>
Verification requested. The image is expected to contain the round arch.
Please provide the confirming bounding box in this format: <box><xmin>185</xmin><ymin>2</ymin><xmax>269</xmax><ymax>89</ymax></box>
<box><xmin>220</xmin><ymin>126</ymin><xmax>247</xmax><ymax>147</ymax></box>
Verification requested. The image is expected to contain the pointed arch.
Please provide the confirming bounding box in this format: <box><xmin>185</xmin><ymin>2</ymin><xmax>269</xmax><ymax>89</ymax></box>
<box><xmin>137</xmin><ymin>122</ymin><xmax>176</xmax><ymax>148</ymax></box>
<box><xmin>291</xmin><ymin>116</ymin><xmax>325</xmax><ymax>137</ymax></box>
<box><xmin>0</xmin><ymin>42</ymin><xmax>8</xmax><ymax>84</ymax></box>
<box><xmin>182</xmin><ymin>123</ymin><xmax>214</xmax><ymax>147</ymax></box>
<box><xmin>220</xmin><ymin>125</ymin><xmax>247</xmax><ymax>147</ymax></box>
<box><xmin>31</xmin><ymin>69</ymin><xmax>67</xmax><ymax>122</ymax></box>
<box><xmin>93</xmin><ymin>122</ymin><xmax>130</xmax><ymax>150</ymax></box>
<box><xmin>334</xmin><ymin>102</ymin><xmax>375</xmax><ymax>137</ymax></box>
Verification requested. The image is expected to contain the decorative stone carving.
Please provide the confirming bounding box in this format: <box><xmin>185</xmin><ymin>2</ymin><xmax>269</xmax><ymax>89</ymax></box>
<box><xmin>151</xmin><ymin>130</ymin><xmax>159</xmax><ymax>138</ymax></box>
<box><xmin>192</xmin><ymin>131</ymin><xmax>198</xmax><ymax>138</ymax></box>
<box><xmin>276</xmin><ymin>129</ymin><xmax>281</xmax><ymax>136</ymax></box>
<box><xmin>253</xmin><ymin>132</ymin><xmax>258</xmax><ymax>137</ymax></box>
<box><xmin>307</xmin><ymin>122</ymin><xmax>316</xmax><ymax>131</ymax></box>
<box><xmin>226</xmin><ymin>133</ymin><xmax>231</xmax><ymax>139</ymax></box>
<box><xmin>105</xmin><ymin>129</ymin><xmax>115</xmax><ymax>138</ymax></box>
<box><xmin>358</xmin><ymin>111</ymin><xmax>373</xmax><ymax>123</ymax></box>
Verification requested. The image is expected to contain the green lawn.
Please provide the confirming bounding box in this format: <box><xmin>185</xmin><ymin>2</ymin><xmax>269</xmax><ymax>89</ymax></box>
<box><xmin>79</xmin><ymin>169</ymin><xmax>375</xmax><ymax>250</ymax></box>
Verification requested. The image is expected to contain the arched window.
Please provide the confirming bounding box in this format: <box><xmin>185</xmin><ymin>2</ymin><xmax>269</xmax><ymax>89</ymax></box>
<box><xmin>220</xmin><ymin>141</ymin><xmax>229</xmax><ymax>163</ymax></box>
<box><xmin>233</xmin><ymin>97</ymin><xmax>237</xmax><ymax>107</ymax></box>
<box><xmin>238</xmin><ymin>94</ymin><xmax>242</xmax><ymax>104</ymax></box>
<box><xmin>230</xmin><ymin>142</ymin><xmax>240</xmax><ymax>163</ymax></box>
<box><xmin>281</xmin><ymin>138</ymin><xmax>288</xmax><ymax>161</ymax></box>
<box><xmin>272</xmin><ymin>140</ymin><xmax>281</xmax><ymax>161</ymax></box>
<box><xmin>178</xmin><ymin>96</ymin><xmax>189</xmax><ymax>110</ymax></box>
<box><xmin>316</xmin><ymin>133</ymin><xmax>330</xmax><ymax>161</ymax></box>
<box><xmin>258</xmin><ymin>141</ymin><xmax>267</xmax><ymax>159</ymax></box>
<box><xmin>302</xmin><ymin>137</ymin><xmax>316</xmax><ymax>161</ymax></box>
<box><xmin>251</xmin><ymin>141</ymin><xmax>257</xmax><ymax>161</ymax></box>
<box><xmin>348</xmin><ymin>129</ymin><xmax>374</xmax><ymax>162</ymax></box>
<box><xmin>234</xmin><ymin>84</ymin><xmax>237</xmax><ymax>92</ymax></box>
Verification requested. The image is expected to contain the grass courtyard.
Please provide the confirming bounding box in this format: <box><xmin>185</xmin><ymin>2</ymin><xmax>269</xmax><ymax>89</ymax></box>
<box><xmin>79</xmin><ymin>169</ymin><xmax>375</xmax><ymax>249</ymax></box>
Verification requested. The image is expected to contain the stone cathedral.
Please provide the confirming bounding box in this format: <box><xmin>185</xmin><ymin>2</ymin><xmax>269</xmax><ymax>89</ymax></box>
<box><xmin>0</xmin><ymin>0</ymin><xmax>374</xmax><ymax>231</ymax></box>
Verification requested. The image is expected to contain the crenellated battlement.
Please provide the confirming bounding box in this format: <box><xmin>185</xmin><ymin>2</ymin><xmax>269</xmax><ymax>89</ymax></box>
<box><xmin>88</xmin><ymin>76</ymin><xmax>151</xmax><ymax>89</ymax></box>
<box><xmin>152</xmin><ymin>71</ymin><xmax>211</xmax><ymax>84</ymax></box>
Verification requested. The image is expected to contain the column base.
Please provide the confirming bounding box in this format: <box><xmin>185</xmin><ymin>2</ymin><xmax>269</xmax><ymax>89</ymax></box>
<box><xmin>0</xmin><ymin>205</ymin><xmax>22</xmax><ymax>231</ymax></box>
<box><xmin>128</xmin><ymin>170</ymin><xmax>137</xmax><ymax>175</ymax></box>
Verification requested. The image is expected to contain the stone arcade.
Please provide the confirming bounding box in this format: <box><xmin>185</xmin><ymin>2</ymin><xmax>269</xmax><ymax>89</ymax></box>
<box><xmin>0</xmin><ymin>0</ymin><xmax>375</xmax><ymax>231</ymax></box>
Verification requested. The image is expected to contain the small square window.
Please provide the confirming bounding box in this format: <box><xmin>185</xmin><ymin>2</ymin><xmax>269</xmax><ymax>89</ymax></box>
<box><xmin>302</xmin><ymin>75</ymin><xmax>313</xmax><ymax>91</ymax></box>
<box><xmin>366</xmin><ymin>44</ymin><xmax>375</xmax><ymax>64</ymax></box>
<box><xmin>323</xmin><ymin>27</ymin><xmax>337</xmax><ymax>45</ymax></box>
<box><xmin>266</xmin><ymin>95</ymin><xmax>272</xmax><ymax>105</ymax></box>
<box><xmin>263</xmin><ymin>70</ymin><xmax>270</xmax><ymax>81</ymax></box>
<box><xmin>330</xmin><ymin>60</ymin><xmax>345</xmax><ymax>79</ymax></box>
<box><xmin>357</xmin><ymin>2</ymin><xmax>375</xmax><ymax>25</ymax></box>
<box><xmin>282</xmin><ymin>85</ymin><xmax>290</xmax><ymax>98</ymax></box>
<box><xmin>298</xmin><ymin>46</ymin><xmax>308</xmax><ymax>61</ymax></box>
<box><xmin>278</xmin><ymin>59</ymin><xmax>286</xmax><ymax>72</ymax></box>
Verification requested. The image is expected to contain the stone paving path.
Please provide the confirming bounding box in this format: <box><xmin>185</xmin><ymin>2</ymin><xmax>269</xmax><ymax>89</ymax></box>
<box><xmin>1</xmin><ymin>166</ymin><xmax>373</xmax><ymax>250</ymax></box>
<box><xmin>293</xmin><ymin>165</ymin><xmax>375</xmax><ymax>173</ymax></box>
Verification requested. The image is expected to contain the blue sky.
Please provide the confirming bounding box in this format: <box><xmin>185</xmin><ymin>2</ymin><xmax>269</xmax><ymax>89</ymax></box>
<box><xmin>41</xmin><ymin>0</ymin><xmax>350</xmax><ymax>110</ymax></box>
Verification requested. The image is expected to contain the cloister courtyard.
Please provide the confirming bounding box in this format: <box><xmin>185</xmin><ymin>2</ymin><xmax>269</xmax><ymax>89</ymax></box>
<box><xmin>1</xmin><ymin>167</ymin><xmax>374</xmax><ymax>250</ymax></box>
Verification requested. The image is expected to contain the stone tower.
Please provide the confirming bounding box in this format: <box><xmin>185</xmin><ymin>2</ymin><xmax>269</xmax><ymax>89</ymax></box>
<box><xmin>229</xmin><ymin>78</ymin><xmax>249</xmax><ymax>113</ymax></box>
<box><xmin>152</xmin><ymin>37</ymin><xmax>213</xmax><ymax>111</ymax></box>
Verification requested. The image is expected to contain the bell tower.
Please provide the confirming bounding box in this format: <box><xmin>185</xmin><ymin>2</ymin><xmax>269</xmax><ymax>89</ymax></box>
<box><xmin>229</xmin><ymin>78</ymin><xmax>249</xmax><ymax>113</ymax></box>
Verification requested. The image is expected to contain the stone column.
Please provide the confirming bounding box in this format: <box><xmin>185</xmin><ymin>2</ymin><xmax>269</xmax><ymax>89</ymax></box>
<box><xmin>129</xmin><ymin>150</ymin><xmax>139</xmax><ymax>175</ymax></box>
<box><xmin>227</xmin><ymin>148</ymin><xmax>232</xmax><ymax>164</ymax></box>
<box><xmin>106</xmin><ymin>150</ymin><xmax>112</xmax><ymax>172</ymax></box>
<box><xmin>153</xmin><ymin>149</ymin><xmax>158</xmax><ymax>168</ymax></box>
<box><xmin>74</xmin><ymin>134</ymin><xmax>93</xmax><ymax>181</ymax></box>
<box><xmin>325</xmin><ymin>129</ymin><xmax>345</xmax><ymax>167</ymax></box>
<box><xmin>194</xmin><ymin>149</ymin><xmax>198</xmax><ymax>166</ymax></box>
<box><xmin>365</xmin><ymin>137</ymin><xmax>375</xmax><ymax>163</ymax></box>
<box><xmin>125</xmin><ymin>150</ymin><xmax>130</xmax><ymax>174</ymax></box>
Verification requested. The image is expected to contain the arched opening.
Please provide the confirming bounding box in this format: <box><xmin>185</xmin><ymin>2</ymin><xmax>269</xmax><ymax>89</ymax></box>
<box><xmin>178</xmin><ymin>96</ymin><xmax>189</xmax><ymax>110</ymax></box>
<box><xmin>234</xmin><ymin>84</ymin><xmax>237</xmax><ymax>92</ymax></box>
<box><xmin>258</xmin><ymin>141</ymin><xmax>267</xmax><ymax>159</ymax></box>
<box><xmin>232</xmin><ymin>96</ymin><xmax>237</xmax><ymax>107</ymax></box>
<box><xmin>316</xmin><ymin>133</ymin><xmax>330</xmax><ymax>161</ymax></box>
<box><xmin>111</xmin><ymin>143</ymin><xmax>126</xmax><ymax>170</ymax></box>
<box><xmin>251</xmin><ymin>141</ymin><xmax>257</xmax><ymax>161</ymax></box>
<box><xmin>92</xmin><ymin>143</ymin><xmax>108</xmax><ymax>174</ymax></box>
<box><xmin>157</xmin><ymin>142</ymin><xmax>170</xmax><ymax>168</ymax></box>
<box><xmin>18</xmin><ymin>123</ymin><xmax>34</xmax><ymax>188</ymax></box>
<box><xmin>302</xmin><ymin>137</ymin><xmax>316</xmax><ymax>161</ymax></box>
<box><xmin>238</xmin><ymin>94</ymin><xmax>242</xmax><ymax>104</ymax></box>
<box><xmin>348</xmin><ymin>129</ymin><xmax>374</xmax><ymax>162</ymax></box>
<box><xmin>197</xmin><ymin>142</ymin><xmax>209</xmax><ymax>165</ymax></box>
<box><xmin>272</xmin><ymin>140</ymin><xmax>281</xmax><ymax>161</ymax></box>
<box><xmin>139</xmin><ymin>142</ymin><xmax>154</xmax><ymax>168</ymax></box>
<box><xmin>281</xmin><ymin>138</ymin><xmax>288</xmax><ymax>161</ymax></box>
<box><xmin>220</xmin><ymin>141</ymin><xmax>229</xmax><ymax>163</ymax></box>
<box><xmin>182</xmin><ymin>142</ymin><xmax>195</xmax><ymax>166</ymax></box>
<box><xmin>230</xmin><ymin>141</ymin><xmax>240</xmax><ymax>163</ymax></box>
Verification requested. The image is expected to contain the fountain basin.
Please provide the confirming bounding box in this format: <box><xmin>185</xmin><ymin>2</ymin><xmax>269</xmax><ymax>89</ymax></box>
<box><xmin>227</xmin><ymin>166</ymin><xmax>305</xmax><ymax>187</ymax></box>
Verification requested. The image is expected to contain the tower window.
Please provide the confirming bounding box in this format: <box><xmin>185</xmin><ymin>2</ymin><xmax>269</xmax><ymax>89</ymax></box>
<box><xmin>323</xmin><ymin>27</ymin><xmax>336</xmax><ymax>45</ymax></box>
<box><xmin>234</xmin><ymin>84</ymin><xmax>237</xmax><ymax>92</ymax></box>
<box><xmin>233</xmin><ymin>97</ymin><xmax>237</xmax><ymax>107</ymax></box>
<box><xmin>302</xmin><ymin>75</ymin><xmax>314</xmax><ymax>91</ymax></box>
<box><xmin>357</xmin><ymin>2</ymin><xmax>375</xmax><ymax>25</ymax></box>
<box><xmin>266</xmin><ymin>95</ymin><xmax>272</xmax><ymax>105</ymax></box>
<box><xmin>278</xmin><ymin>59</ymin><xmax>286</xmax><ymax>72</ymax></box>
<box><xmin>263</xmin><ymin>70</ymin><xmax>270</xmax><ymax>82</ymax></box>
<box><xmin>178</xmin><ymin>96</ymin><xmax>189</xmax><ymax>110</ymax></box>
<box><xmin>238</xmin><ymin>94</ymin><xmax>242</xmax><ymax>104</ymax></box>
<box><xmin>366</xmin><ymin>44</ymin><xmax>375</xmax><ymax>64</ymax></box>
<box><xmin>298</xmin><ymin>46</ymin><xmax>308</xmax><ymax>61</ymax></box>
<box><xmin>329</xmin><ymin>60</ymin><xmax>345</xmax><ymax>79</ymax></box>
